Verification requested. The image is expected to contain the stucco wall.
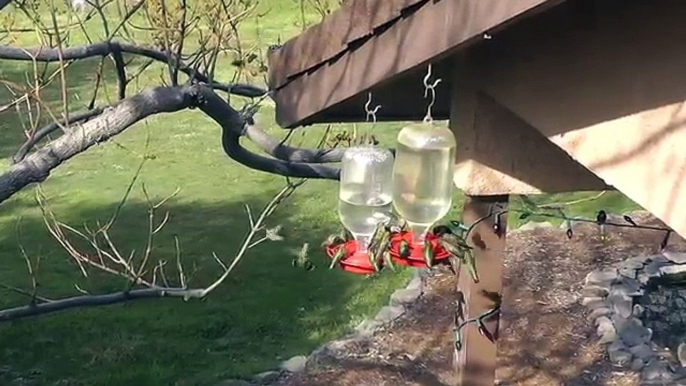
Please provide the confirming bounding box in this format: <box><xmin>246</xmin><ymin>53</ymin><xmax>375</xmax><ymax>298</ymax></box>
<box><xmin>450</xmin><ymin>59</ymin><xmax>609</xmax><ymax>195</ymax></box>
<box><xmin>463</xmin><ymin>0</ymin><xmax>686</xmax><ymax>238</ymax></box>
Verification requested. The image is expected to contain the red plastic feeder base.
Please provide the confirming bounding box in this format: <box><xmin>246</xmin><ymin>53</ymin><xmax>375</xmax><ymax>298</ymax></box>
<box><xmin>325</xmin><ymin>240</ymin><xmax>377</xmax><ymax>275</ymax></box>
<box><xmin>388</xmin><ymin>232</ymin><xmax>450</xmax><ymax>268</ymax></box>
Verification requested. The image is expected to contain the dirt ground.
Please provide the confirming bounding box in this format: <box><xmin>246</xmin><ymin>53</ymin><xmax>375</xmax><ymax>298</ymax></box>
<box><xmin>276</xmin><ymin>212</ymin><xmax>686</xmax><ymax>386</ymax></box>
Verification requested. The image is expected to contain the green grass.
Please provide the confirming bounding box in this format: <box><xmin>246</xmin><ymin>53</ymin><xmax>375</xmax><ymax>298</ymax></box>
<box><xmin>0</xmin><ymin>2</ymin><xmax>641</xmax><ymax>385</ymax></box>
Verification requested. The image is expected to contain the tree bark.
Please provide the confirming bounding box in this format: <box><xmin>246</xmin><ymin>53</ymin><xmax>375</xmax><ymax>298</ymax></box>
<box><xmin>0</xmin><ymin>86</ymin><xmax>198</xmax><ymax>203</ymax></box>
<box><xmin>0</xmin><ymin>287</ymin><xmax>205</xmax><ymax>322</ymax></box>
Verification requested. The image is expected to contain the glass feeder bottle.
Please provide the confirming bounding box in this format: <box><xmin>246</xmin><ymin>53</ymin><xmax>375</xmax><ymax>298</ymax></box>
<box><xmin>338</xmin><ymin>145</ymin><xmax>395</xmax><ymax>254</ymax></box>
<box><xmin>392</xmin><ymin>122</ymin><xmax>456</xmax><ymax>244</ymax></box>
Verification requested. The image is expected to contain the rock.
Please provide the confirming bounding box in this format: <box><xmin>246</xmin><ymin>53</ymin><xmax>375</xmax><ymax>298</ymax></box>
<box><xmin>581</xmin><ymin>296</ymin><xmax>605</xmax><ymax>306</ymax></box>
<box><xmin>642</xmin><ymin>359</ymin><xmax>676</xmax><ymax>382</ymax></box>
<box><xmin>588</xmin><ymin>307</ymin><xmax>612</xmax><ymax>321</ymax></box>
<box><xmin>607</xmin><ymin>291</ymin><xmax>633</xmax><ymax>319</ymax></box>
<box><xmin>583</xmin><ymin>285</ymin><xmax>610</xmax><ymax>298</ymax></box>
<box><xmin>617</xmin><ymin>317</ymin><xmax>652</xmax><ymax>347</ymax></box>
<box><xmin>253</xmin><ymin>371</ymin><xmax>281</xmax><ymax>384</ymax></box>
<box><xmin>638</xmin><ymin>272</ymin><xmax>652</xmax><ymax>285</ymax></box>
<box><xmin>596</xmin><ymin>316</ymin><xmax>617</xmax><ymax>344</ymax></box>
<box><xmin>390</xmin><ymin>288</ymin><xmax>422</xmax><ymax>306</ymax></box>
<box><xmin>629</xmin><ymin>343</ymin><xmax>654</xmax><ymax>360</ymax></box>
<box><xmin>621</xmin><ymin>257</ymin><xmax>648</xmax><ymax>270</ymax></box>
<box><xmin>631</xmin><ymin>358</ymin><xmax>647</xmax><ymax>371</ymax></box>
<box><xmin>617</xmin><ymin>278</ymin><xmax>644</xmax><ymax>296</ymax></box>
<box><xmin>644</xmin><ymin>261</ymin><xmax>664</xmax><ymax>277</ymax></box>
<box><xmin>667</xmin><ymin>313</ymin><xmax>683</xmax><ymax>324</ymax></box>
<box><xmin>664</xmin><ymin>251</ymin><xmax>686</xmax><ymax>264</ymax></box>
<box><xmin>649</xmin><ymin>254</ymin><xmax>671</xmax><ymax>264</ymax></box>
<box><xmin>608</xmin><ymin>341</ymin><xmax>633</xmax><ymax>366</ymax></box>
<box><xmin>216</xmin><ymin>380</ymin><xmax>251</xmax><ymax>386</ymax></box>
<box><xmin>659</xmin><ymin>265</ymin><xmax>686</xmax><ymax>281</ymax></box>
<box><xmin>646</xmin><ymin>304</ymin><xmax>668</xmax><ymax>314</ymax></box>
<box><xmin>586</xmin><ymin>269</ymin><xmax>618</xmax><ymax>287</ymax></box>
<box><xmin>678</xmin><ymin>343</ymin><xmax>686</xmax><ymax>367</ymax></box>
<box><xmin>618</xmin><ymin>266</ymin><xmax>637</xmax><ymax>279</ymax></box>
<box><xmin>584</xmin><ymin>299</ymin><xmax>607</xmax><ymax>311</ymax></box>
<box><xmin>518</xmin><ymin>221</ymin><xmax>554</xmax><ymax>231</ymax></box>
<box><xmin>416</xmin><ymin>268</ymin><xmax>431</xmax><ymax>278</ymax></box>
<box><xmin>633</xmin><ymin>304</ymin><xmax>646</xmax><ymax>317</ymax></box>
<box><xmin>405</xmin><ymin>276</ymin><xmax>423</xmax><ymax>291</ymax></box>
<box><xmin>355</xmin><ymin>319</ymin><xmax>382</xmax><ymax>337</ymax></box>
<box><xmin>280</xmin><ymin>355</ymin><xmax>307</xmax><ymax>373</ymax></box>
<box><xmin>374</xmin><ymin>305</ymin><xmax>405</xmax><ymax>323</ymax></box>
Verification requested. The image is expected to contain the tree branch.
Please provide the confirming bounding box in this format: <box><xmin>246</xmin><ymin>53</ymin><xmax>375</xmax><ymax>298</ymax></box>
<box><xmin>109</xmin><ymin>42</ymin><xmax>127</xmax><ymax>100</ymax></box>
<box><xmin>0</xmin><ymin>86</ymin><xmax>200</xmax><ymax>204</ymax></box>
<box><xmin>244</xmin><ymin>124</ymin><xmax>345</xmax><ymax>163</ymax></box>
<box><xmin>193</xmin><ymin>87</ymin><xmax>341</xmax><ymax>179</ymax></box>
<box><xmin>0</xmin><ymin>41</ymin><xmax>266</xmax><ymax>98</ymax></box>
<box><xmin>0</xmin><ymin>287</ymin><xmax>206</xmax><ymax>322</ymax></box>
<box><xmin>13</xmin><ymin>107</ymin><xmax>105</xmax><ymax>164</ymax></box>
<box><xmin>0</xmin><ymin>84</ymin><xmax>340</xmax><ymax>207</ymax></box>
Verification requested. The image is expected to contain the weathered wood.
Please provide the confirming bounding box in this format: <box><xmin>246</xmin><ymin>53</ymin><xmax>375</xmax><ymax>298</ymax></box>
<box><xmin>454</xmin><ymin>195</ymin><xmax>508</xmax><ymax>386</ymax></box>
<box><xmin>268</xmin><ymin>0</ymin><xmax>563</xmax><ymax>128</ymax></box>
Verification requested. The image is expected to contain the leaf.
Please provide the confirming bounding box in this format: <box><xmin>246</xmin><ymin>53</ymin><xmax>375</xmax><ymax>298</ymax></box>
<box><xmin>596</xmin><ymin>210</ymin><xmax>607</xmax><ymax>225</ymax></box>
<box><xmin>660</xmin><ymin>231</ymin><xmax>671</xmax><ymax>250</ymax></box>
<box><xmin>519</xmin><ymin>195</ymin><xmax>539</xmax><ymax>210</ymax></box>
<box><xmin>623</xmin><ymin>215</ymin><xmax>637</xmax><ymax>226</ymax></box>
<box><xmin>423</xmin><ymin>242</ymin><xmax>434</xmax><ymax>268</ymax></box>
<box><xmin>265</xmin><ymin>225</ymin><xmax>284</xmax><ymax>241</ymax></box>
<box><xmin>518</xmin><ymin>212</ymin><xmax>531</xmax><ymax>220</ymax></box>
<box><xmin>329</xmin><ymin>246</ymin><xmax>345</xmax><ymax>269</ymax></box>
<box><xmin>477</xmin><ymin>318</ymin><xmax>495</xmax><ymax>343</ymax></box>
<box><xmin>399</xmin><ymin>240</ymin><xmax>410</xmax><ymax>258</ymax></box>
<box><xmin>383</xmin><ymin>251</ymin><xmax>395</xmax><ymax>272</ymax></box>
<box><xmin>432</xmin><ymin>225</ymin><xmax>452</xmax><ymax>236</ymax></box>
<box><xmin>453</xmin><ymin>328</ymin><xmax>463</xmax><ymax>352</ymax></box>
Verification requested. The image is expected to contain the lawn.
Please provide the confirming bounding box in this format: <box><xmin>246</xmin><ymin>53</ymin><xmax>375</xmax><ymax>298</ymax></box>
<box><xmin>0</xmin><ymin>1</ymin><xmax>640</xmax><ymax>385</ymax></box>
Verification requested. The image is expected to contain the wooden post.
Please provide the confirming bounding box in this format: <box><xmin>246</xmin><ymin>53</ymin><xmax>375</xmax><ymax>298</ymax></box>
<box><xmin>454</xmin><ymin>195</ymin><xmax>508</xmax><ymax>386</ymax></box>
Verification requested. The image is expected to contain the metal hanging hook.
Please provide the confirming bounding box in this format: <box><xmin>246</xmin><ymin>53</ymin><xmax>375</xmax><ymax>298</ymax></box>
<box><xmin>364</xmin><ymin>92</ymin><xmax>381</xmax><ymax>124</ymax></box>
<box><xmin>363</xmin><ymin>92</ymin><xmax>381</xmax><ymax>145</ymax></box>
<box><xmin>422</xmin><ymin>64</ymin><xmax>442</xmax><ymax>124</ymax></box>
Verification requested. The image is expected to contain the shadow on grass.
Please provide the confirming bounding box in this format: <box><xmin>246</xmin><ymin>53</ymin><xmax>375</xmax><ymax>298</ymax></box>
<box><xmin>0</xmin><ymin>57</ymin><xmax>125</xmax><ymax>161</ymax></box>
<box><xmin>0</xmin><ymin>187</ymin><xmax>411</xmax><ymax>386</ymax></box>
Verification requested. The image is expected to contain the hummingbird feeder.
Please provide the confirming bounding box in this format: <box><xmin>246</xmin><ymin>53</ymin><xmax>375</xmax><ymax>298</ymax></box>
<box><xmin>326</xmin><ymin>67</ymin><xmax>458</xmax><ymax>274</ymax></box>
<box><xmin>388</xmin><ymin>231</ymin><xmax>450</xmax><ymax>268</ymax></box>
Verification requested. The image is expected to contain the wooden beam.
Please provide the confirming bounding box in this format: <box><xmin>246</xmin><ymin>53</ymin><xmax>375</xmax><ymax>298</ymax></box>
<box><xmin>450</xmin><ymin>55</ymin><xmax>608</xmax><ymax>195</ymax></box>
<box><xmin>477</xmin><ymin>0</ymin><xmax>686</xmax><ymax>239</ymax></box>
<box><xmin>454</xmin><ymin>195</ymin><xmax>509</xmax><ymax>386</ymax></box>
<box><xmin>268</xmin><ymin>0</ymin><xmax>565</xmax><ymax>128</ymax></box>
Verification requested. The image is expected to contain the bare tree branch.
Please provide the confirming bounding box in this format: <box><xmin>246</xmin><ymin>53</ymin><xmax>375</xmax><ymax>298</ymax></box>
<box><xmin>109</xmin><ymin>43</ymin><xmax>128</xmax><ymax>100</ymax></box>
<box><xmin>13</xmin><ymin>107</ymin><xmax>105</xmax><ymax>163</ymax></box>
<box><xmin>0</xmin><ymin>84</ymin><xmax>340</xmax><ymax>207</ymax></box>
<box><xmin>0</xmin><ymin>41</ymin><xmax>266</xmax><ymax>98</ymax></box>
<box><xmin>244</xmin><ymin>124</ymin><xmax>346</xmax><ymax>163</ymax></box>
<box><xmin>0</xmin><ymin>287</ymin><xmax>205</xmax><ymax>322</ymax></box>
<box><xmin>0</xmin><ymin>85</ymin><xmax>200</xmax><ymax>204</ymax></box>
<box><xmin>193</xmin><ymin>86</ymin><xmax>341</xmax><ymax>179</ymax></box>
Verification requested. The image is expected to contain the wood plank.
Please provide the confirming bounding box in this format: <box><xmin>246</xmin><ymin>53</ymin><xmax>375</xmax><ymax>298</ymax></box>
<box><xmin>454</xmin><ymin>195</ymin><xmax>509</xmax><ymax>386</ymax></box>
<box><xmin>450</xmin><ymin>55</ymin><xmax>609</xmax><ymax>195</ymax></box>
<box><xmin>269</xmin><ymin>0</ymin><xmax>562</xmax><ymax>128</ymax></box>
